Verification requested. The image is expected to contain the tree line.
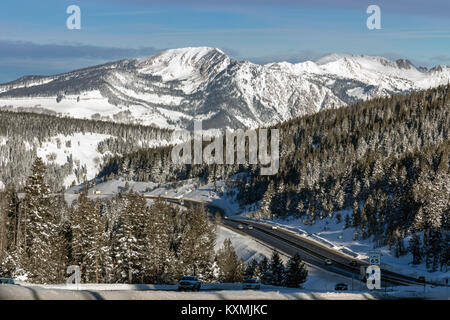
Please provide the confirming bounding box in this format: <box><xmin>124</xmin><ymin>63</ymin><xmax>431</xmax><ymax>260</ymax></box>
<box><xmin>0</xmin><ymin>109</ymin><xmax>173</xmax><ymax>190</ymax></box>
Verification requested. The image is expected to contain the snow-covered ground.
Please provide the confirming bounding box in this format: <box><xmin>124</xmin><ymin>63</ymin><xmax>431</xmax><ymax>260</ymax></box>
<box><xmin>0</xmin><ymin>283</ymin><xmax>384</xmax><ymax>300</ymax></box>
<box><xmin>216</xmin><ymin>226</ymin><xmax>275</xmax><ymax>264</ymax></box>
<box><xmin>33</xmin><ymin>131</ymin><xmax>170</xmax><ymax>189</ymax></box>
<box><xmin>3</xmin><ymin>281</ymin><xmax>448</xmax><ymax>300</ymax></box>
<box><xmin>36</xmin><ymin>133</ymin><xmax>113</xmax><ymax>188</ymax></box>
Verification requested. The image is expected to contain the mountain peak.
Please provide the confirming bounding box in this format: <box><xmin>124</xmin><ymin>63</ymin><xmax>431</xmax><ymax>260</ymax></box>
<box><xmin>316</xmin><ymin>53</ymin><xmax>397</xmax><ymax>67</ymax></box>
<box><xmin>138</xmin><ymin>47</ymin><xmax>226</xmax><ymax>65</ymax></box>
<box><xmin>395</xmin><ymin>59</ymin><xmax>416</xmax><ymax>70</ymax></box>
<box><xmin>135</xmin><ymin>47</ymin><xmax>230</xmax><ymax>81</ymax></box>
<box><xmin>315</xmin><ymin>53</ymin><xmax>351</xmax><ymax>65</ymax></box>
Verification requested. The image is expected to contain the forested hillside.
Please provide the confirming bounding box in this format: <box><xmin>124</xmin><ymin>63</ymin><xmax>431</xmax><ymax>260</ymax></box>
<box><xmin>0</xmin><ymin>110</ymin><xmax>173</xmax><ymax>190</ymax></box>
<box><xmin>0</xmin><ymin>158</ymin><xmax>308</xmax><ymax>286</ymax></box>
<box><xmin>0</xmin><ymin>157</ymin><xmax>217</xmax><ymax>283</ymax></box>
<box><xmin>99</xmin><ymin>85</ymin><xmax>450</xmax><ymax>271</ymax></box>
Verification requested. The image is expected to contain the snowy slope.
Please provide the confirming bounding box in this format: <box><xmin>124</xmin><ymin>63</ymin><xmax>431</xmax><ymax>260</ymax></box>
<box><xmin>36</xmin><ymin>133</ymin><xmax>113</xmax><ymax>188</ymax></box>
<box><xmin>4</xmin><ymin>130</ymin><xmax>170</xmax><ymax>190</ymax></box>
<box><xmin>1</xmin><ymin>48</ymin><xmax>449</xmax><ymax>130</ymax></box>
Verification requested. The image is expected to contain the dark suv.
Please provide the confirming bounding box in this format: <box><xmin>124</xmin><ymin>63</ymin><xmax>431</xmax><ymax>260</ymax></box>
<box><xmin>0</xmin><ymin>278</ymin><xmax>15</xmax><ymax>285</ymax></box>
<box><xmin>335</xmin><ymin>283</ymin><xmax>348</xmax><ymax>291</ymax></box>
<box><xmin>178</xmin><ymin>276</ymin><xmax>201</xmax><ymax>291</ymax></box>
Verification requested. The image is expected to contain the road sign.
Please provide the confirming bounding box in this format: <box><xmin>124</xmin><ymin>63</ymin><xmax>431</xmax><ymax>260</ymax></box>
<box><xmin>369</xmin><ymin>251</ymin><xmax>381</xmax><ymax>266</ymax></box>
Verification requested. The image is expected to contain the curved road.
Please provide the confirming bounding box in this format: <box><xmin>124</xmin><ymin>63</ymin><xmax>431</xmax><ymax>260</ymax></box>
<box><xmin>146</xmin><ymin>195</ymin><xmax>441</xmax><ymax>288</ymax></box>
<box><xmin>68</xmin><ymin>192</ymin><xmax>441</xmax><ymax>288</ymax></box>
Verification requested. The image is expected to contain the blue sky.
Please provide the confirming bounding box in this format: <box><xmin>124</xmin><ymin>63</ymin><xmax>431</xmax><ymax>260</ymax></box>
<box><xmin>1</xmin><ymin>0</ymin><xmax>450</xmax><ymax>82</ymax></box>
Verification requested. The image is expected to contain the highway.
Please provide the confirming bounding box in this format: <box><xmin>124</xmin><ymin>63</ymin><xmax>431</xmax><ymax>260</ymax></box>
<box><xmin>145</xmin><ymin>195</ymin><xmax>437</xmax><ymax>288</ymax></box>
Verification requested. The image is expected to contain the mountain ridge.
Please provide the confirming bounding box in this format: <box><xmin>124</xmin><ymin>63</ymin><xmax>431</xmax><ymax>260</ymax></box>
<box><xmin>1</xmin><ymin>47</ymin><xmax>449</xmax><ymax>130</ymax></box>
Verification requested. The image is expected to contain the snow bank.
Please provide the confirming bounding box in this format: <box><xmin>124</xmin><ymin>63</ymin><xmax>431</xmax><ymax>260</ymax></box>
<box><xmin>1</xmin><ymin>284</ymin><xmax>383</xmax><ymax>300</ymax></box>
<box><xmin>4</xmin><ymin>283</ymin><xmax>448</xmax><ymax>300</ymax></box>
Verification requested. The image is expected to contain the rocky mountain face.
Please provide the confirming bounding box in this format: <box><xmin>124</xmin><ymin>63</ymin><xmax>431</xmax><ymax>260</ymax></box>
<box><xmin>1</xmin><ymin>47</ymin><xmax>449</xmax><ymax>130</ymax></box>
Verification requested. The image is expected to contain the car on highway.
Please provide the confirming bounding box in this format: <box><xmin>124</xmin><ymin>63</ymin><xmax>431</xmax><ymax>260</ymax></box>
<box><xmin>349</xmin><ymin>260</ymin><xmax>358</xmax><ymax>267</ymax></box>
<box><xmin>325</xmin><ymin>259</ymin><xmax>333</xmax><ymax>265</ymax></box>
<box><xmin>242</xmin><ymin>278</ymin><xmax>260</xmax><ymax>290</ymax></box>
<box><xmin>247</xmin><ymin>225</ymin><xmax>253</xmax><ymax>230</ymax></box>
<box><xmin>334</xmin><ymin>283</ymin><xmax>348</xmax><ymax>291</ymax></box>
<box><xmin>237</xmin><ymin>224</ymin><xmax>244</xmax><ymax>230</ymax></box>
<box><xmin>178</xmin><ymin>276</ymin><xmax>201</xmax><ymax>291</ymax></box>
<box><xmin>271</xmin><ymin>226</ymin><xmax>278</xmax><ymax>230</ymax></box>
<box><xmin>0</xmin><ymin>278</ymin><xmax>15</xmax><ymax>285</ymax></box>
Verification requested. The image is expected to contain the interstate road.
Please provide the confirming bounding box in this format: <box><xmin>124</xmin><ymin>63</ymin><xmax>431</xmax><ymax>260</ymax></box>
<box><xmin>145</xmin><ymin>195</ymin><xmax>442</xmax><ymax>288</ymax></box>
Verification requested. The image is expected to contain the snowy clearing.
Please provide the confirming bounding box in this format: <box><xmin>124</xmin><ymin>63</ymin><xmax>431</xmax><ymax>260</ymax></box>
<box><xmin>37</xmin><ymin>133</ymin><xmax>113</xmax><ymax>188</ymax></box>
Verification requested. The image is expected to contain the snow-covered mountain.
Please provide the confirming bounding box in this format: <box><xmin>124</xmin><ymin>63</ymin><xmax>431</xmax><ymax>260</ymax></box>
<box><xmin>1</xmin><ymin>47</ymin><xmax>449</xmax><ymax>129</ymax></box>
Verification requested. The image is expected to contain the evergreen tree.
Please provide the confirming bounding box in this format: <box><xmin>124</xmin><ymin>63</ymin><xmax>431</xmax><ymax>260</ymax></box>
<box><xmin>4</xmin><ymin>185</ymin><xmax>20</xmax><ymax>253</ymax></box>
<box><xmin>424</xmin><ymin>230</ymin><xmax>442</xmax><ymax>272</ymax></box>
<box><xmin>271</xmin><ymin>182</ymin><xmax>286</xmax><ymax>216</ymax></box>
<box><xmin>244</xmin><ymin>259</ymin><xmax>259</xmax><ymax>279</ymax></box>
<box><xmin>71</xmin><ymin>188</ymin><xmax>110</xmax><ymax>283</ymax></box>
<box><xmin>257</xmin><ymin>256</ymin><xmax>271</xmax><ymax>284</ymax></box>
<box><xmin>259</xmin><ymin>182</ymin><xmax>274</xmax><ymax>219</ymax></box>
<box><xmin>440</xmin><ymin>234</ymin><xmax>449</xmax><ymax>271</ymax></box>
<box><xmin>178</xmin><ymin>205</ymin><xmax>216</xmax><ymax>281</ymax></box>
<box><xmin>269</xmin><ymin>250</ymin><xmax>285</xmax><ymax>286</ymax></box>
<box><xmin>0</xmin><ymin>186</ymin><xmax>24</xmax><ymax>278</ymax></box>
<box><xmin>21</xmin><ymin>157</ymin><xmax>62</xmax><ymax>283</ymax></box>
<box><xmin>216</xmin><ymin>238</ymin><xmax>244</xmax><ymax>282</ymax></box>
<box><xmin>113</xmin><ymin>191</ymin><xmax>149</xmax><ymax>283</ymax></box>
<box><xmin>344</xmin><ymin>214</ymin><xmax>351</xmax><ymax>229</ymax></box>
<box><xmin>0</xmin><ymin>193</ymin><xmax>7</xmax><ymax>263</ymax></box>
<box><xmin>352</xmin><ymin>200</ymin><xmax>360</xmax><ymax>227</ymax></box>
<box><xmin>284</xmin><ymin>253</ymin><xmax>308</xmax><ymax>288</ymax></box>
<box><xmin>147</xmin><ymin>197</ymin><xmax>177</xmax><ymax>283</ymax></box>
<box><xmin>408</xmin><ymin>234</ymin><xmax>423</xmax><ymax>265</ymax></box>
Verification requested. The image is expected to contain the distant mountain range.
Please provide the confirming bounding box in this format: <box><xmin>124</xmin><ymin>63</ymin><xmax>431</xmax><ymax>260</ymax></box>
<box><xmin>1</xmin><ymin>47</ymin><xmax>449</xmax><ymax>130</ymax></box>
